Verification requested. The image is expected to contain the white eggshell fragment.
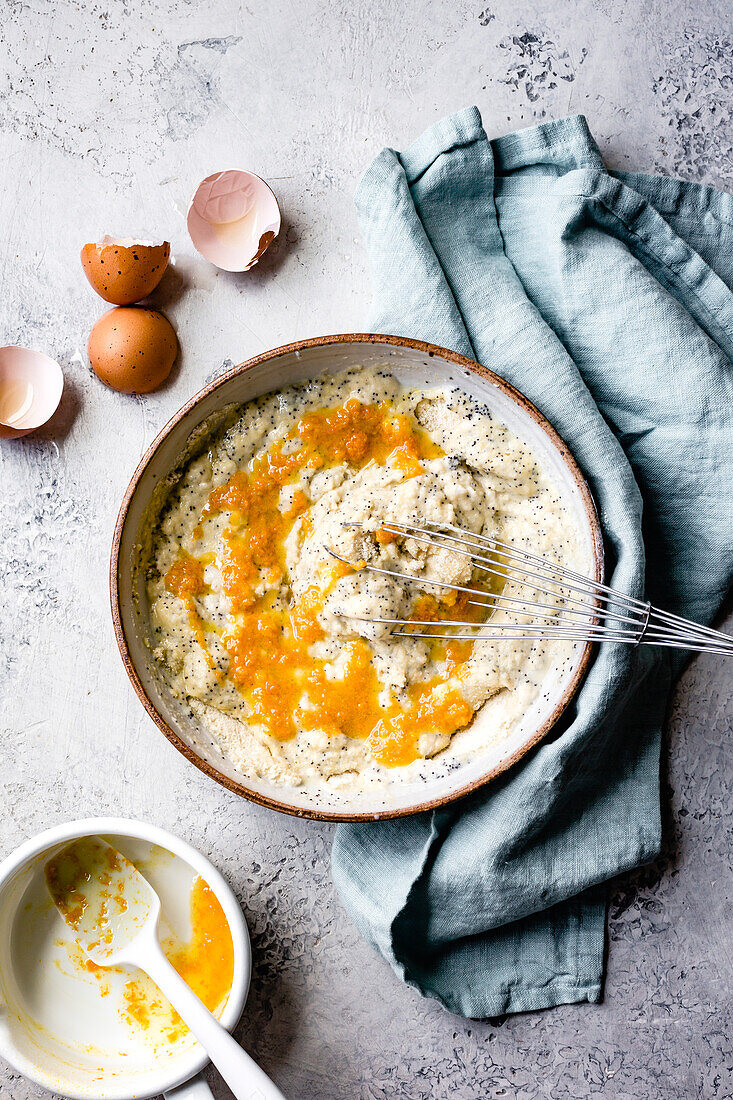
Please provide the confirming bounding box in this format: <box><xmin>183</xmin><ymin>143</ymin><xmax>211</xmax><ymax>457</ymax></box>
<box><xmin>0</xmin><ymin>346</ymin><xmax>64</xmax><ymax>439</ymax></box>
<box><xmin>187</xmin><ymin>170</ymin><xmax>281</xmax><ymax>272</ymax></box>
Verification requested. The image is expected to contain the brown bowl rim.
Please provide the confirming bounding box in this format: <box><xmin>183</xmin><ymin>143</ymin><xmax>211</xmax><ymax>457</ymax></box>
<box><xmin>110</xmin><ymin>332</ymin><xmax>604</xmax><ymax>822</ymax></box>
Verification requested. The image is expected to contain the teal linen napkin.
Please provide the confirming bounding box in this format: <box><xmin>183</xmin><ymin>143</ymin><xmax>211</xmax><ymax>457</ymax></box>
<box><xmin>331</xmin><ymin>109</ymin><xmax>733</xmax><ymax>1017</ymax></box>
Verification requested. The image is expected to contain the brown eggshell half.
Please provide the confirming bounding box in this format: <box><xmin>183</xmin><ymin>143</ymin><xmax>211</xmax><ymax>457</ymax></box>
<box><xmin>81</xmin><ymin>238</ymin><xmax>170</xmax><ymax>305</ymax></box>
<box><xmin>88</xmin><ymin>307</ymin><xmax>178</xmax><ymax>394</ymax></box>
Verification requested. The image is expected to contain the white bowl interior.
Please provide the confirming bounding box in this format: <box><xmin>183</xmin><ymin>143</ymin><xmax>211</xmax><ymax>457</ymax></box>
<box><xmin>117</xmin><ymin>340</ymin><xmax>599</xmax><ymax>819</ymax></box>
<box><xmin>0</xmin><ymin>822</ymin><xmax>249</xmax><ymax>1099</ymax></box>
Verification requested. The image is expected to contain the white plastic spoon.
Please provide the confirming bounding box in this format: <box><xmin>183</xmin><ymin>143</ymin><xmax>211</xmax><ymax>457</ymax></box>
<box><xmin>45</xmin><ymin>836</ymin><xmax>287</xmax><ymax>1100</ymax></box>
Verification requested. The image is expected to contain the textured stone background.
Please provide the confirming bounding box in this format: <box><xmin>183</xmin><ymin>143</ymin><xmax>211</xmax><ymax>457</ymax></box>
<box><xmin>1</xmin><ymin>1</ymin><xmax>731</xmax><ymax>1097</ymax></box>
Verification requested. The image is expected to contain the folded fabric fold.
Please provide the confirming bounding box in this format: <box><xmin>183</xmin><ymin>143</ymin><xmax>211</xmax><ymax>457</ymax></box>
<box><xmin>332</xmin><ymin>108</ymin><xmax>733</xmax><ymax>1018</ymax></box>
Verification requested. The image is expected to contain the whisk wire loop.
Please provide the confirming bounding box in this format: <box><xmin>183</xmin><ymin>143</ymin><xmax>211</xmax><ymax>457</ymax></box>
<box><xmin>328</xmin><ymin>522</ymin><xmax>732</xmax><ymax>656</ymax></box>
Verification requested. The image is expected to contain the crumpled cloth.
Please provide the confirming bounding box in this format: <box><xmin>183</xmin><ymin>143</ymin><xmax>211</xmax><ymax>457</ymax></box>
<box><xmin>331</xmin><ymin>109</ymin><xmax>733</xmax><ymax>1017</ymax></box>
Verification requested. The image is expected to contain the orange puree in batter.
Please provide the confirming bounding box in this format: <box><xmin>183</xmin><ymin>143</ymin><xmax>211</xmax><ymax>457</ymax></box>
<box><xmin>165</xmin><ymin>552</ymin><xmax>220</xmax><ymax>677</ymax></box>
<box><xmin>197</xmin><ymin>398</ymin><xmax>442</xmax><ymax>613</ymax></box>
<box><xmin>165</xmin><ymin>397</ymin><xmax>483</xmax><ymax>768</ymax></box>
<box><xmin>122</xmin><ymin>876</ymin><xmax>233</xmax><ymax>1043</ymax></box>
<box><xmin>165</xmin><ymin>554</ymin><xmax>206</xmax><ymax>600</ymax></box>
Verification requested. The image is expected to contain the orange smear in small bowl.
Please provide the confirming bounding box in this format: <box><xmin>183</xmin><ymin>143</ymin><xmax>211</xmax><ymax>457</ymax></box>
<box><xmin>121</xmin><ymin>876</ymin><xmax>234</xmax><ymax>1043</ymax></box>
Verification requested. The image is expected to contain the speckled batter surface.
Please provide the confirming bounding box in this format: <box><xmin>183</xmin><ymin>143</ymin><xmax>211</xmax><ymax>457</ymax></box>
<box><xmin>147</xmin><ymin>368</ymin><xmax>582</xmax><ymax>794</ymax></box>
<box><xmin>1</xmin><ymin>1</ymin><xmax>731</xmax><ymax>1098</ymax></box>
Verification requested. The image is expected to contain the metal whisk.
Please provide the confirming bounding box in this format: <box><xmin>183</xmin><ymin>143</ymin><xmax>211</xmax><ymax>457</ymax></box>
<box><xmin>327</xmin><ymin>521</ymin><xmax>733</xmax><ymax>656</ymax></box>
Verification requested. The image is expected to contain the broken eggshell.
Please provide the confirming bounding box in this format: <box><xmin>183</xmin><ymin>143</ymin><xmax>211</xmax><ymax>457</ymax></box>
<box><xmin>0</xmin><ymin>346</ymin><xmax>64</xmax><ymax>440</ymax></box>
<box><xmin>81</xmin><ymin>237</ymin><xmax>171</xmax><ymax>305</ymax></box>
<box><xmin>187</xmin><ymin>170</ymin><xmax>281</xmax><ymax>272</ymax></box>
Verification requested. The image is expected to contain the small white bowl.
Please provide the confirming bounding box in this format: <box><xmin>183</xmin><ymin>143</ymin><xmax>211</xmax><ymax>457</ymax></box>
<box><xmin>0</xmin><ymin>346</ymin><xmax>64</xmax><ymax>440</ymax></box>
<box><xmin>0</xmin><ymin>818</ymin><xmax>250</xmax><ymax>1099</ymax></box>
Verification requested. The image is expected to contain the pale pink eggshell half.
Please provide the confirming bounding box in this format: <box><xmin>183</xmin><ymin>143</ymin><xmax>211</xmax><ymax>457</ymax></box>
<box><xmin>0</xmin><ymin>346</ymin><xmax>64</xmax><ymax>440</ymax></box>
<box><xmin>187</xmin><ymin>170</ymin><xmax>281</xmax><ymax>272</ymax></box>
<box><xmin>191</xmin><ymin>171</ymin><xmax>256</xmax><ymax>225</ymax></box>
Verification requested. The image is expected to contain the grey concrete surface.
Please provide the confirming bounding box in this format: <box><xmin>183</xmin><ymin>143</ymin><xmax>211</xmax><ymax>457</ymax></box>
<box><xmin>1</xmin><ymin>1</ymin><xmax>731</xmax><ymax>1097</ymax></box>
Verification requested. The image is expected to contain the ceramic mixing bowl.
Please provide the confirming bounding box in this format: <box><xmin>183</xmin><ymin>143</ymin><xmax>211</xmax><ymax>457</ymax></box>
<box><xmin>111</xmin><ymin>334</ymin><xmax>603</xmax><ymax>822</ymax></box>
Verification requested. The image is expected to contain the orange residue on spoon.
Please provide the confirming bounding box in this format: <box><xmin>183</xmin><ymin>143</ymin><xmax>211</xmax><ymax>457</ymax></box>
<box><xmin>45</xmin><ymin>839</ymin><xmax>124</xmax><ymax>933</ymax></box>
